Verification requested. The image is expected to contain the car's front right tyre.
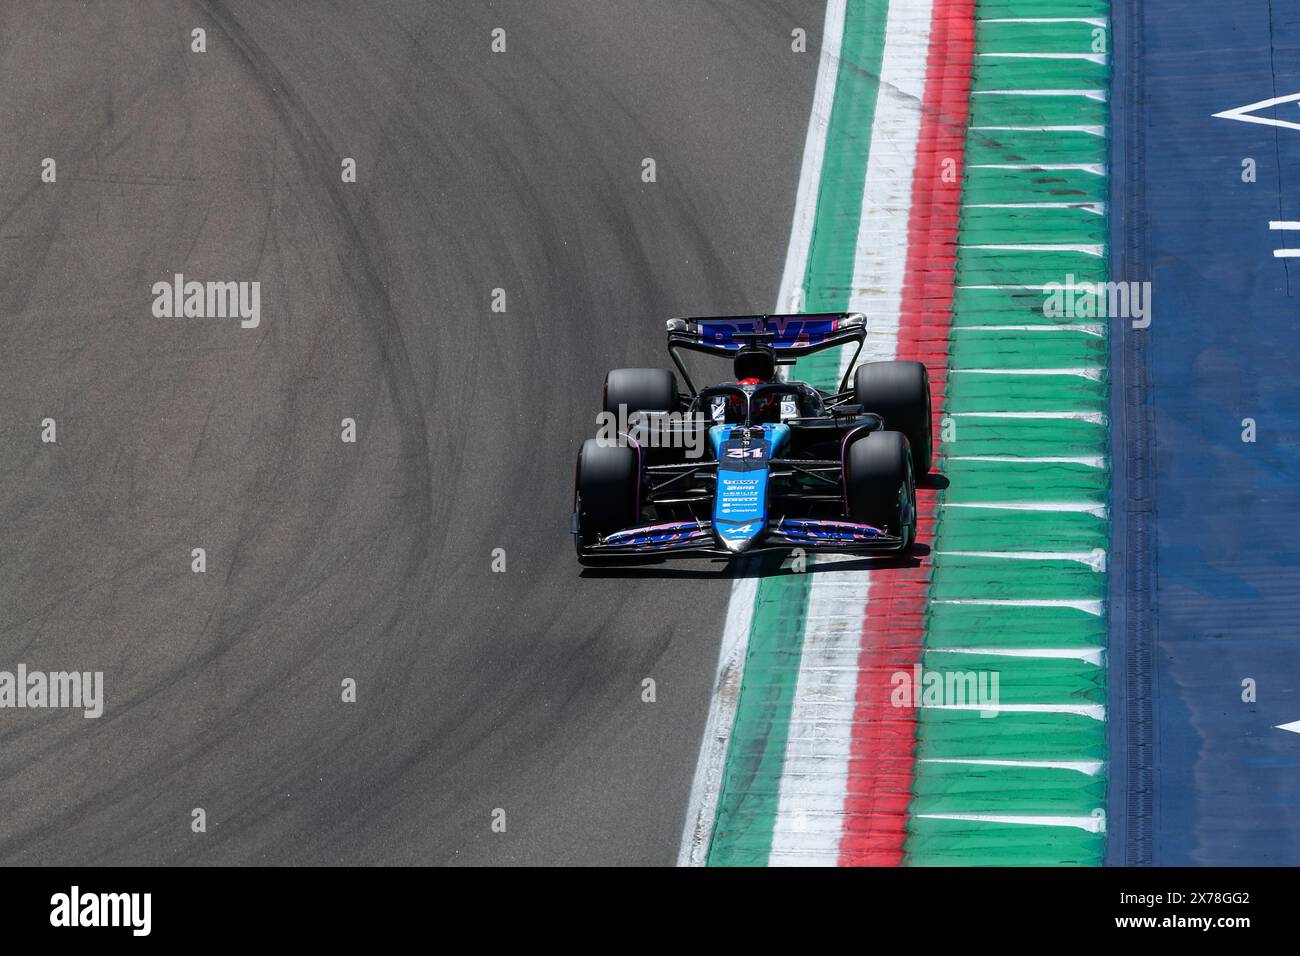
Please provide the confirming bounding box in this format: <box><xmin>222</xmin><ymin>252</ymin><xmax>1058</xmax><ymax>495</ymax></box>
<box><xmin>844</xmin><ymin>430</ymin><xmax>915</xmax><ymax>550</ymax></box>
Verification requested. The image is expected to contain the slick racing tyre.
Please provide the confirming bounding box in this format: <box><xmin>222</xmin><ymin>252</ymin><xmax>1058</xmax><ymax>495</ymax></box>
<box><xmin>845</xmin><ymin>430</ymin><xmax>916</xmax><ymax>550</ymax></box>
<box><xmin>853</xmin><ymin>360</ymin><xmax>932</xmax><ymax>474</ymax></box>
<box><xmin>574</xmin><ymin>438</ymin><xmax>640</xmax><ymax>554</ymax></box>
<box><xmin>603</xmin><ymin>368</ymin><xmax>679</xmax><ymax>417</ymax></box>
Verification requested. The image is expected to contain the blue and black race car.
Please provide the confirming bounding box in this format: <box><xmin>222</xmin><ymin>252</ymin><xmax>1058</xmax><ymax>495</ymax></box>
<box><xmin>571</xmin><ymin>312</ymin><xmax>931</xmax><ymax>564</ymax></box>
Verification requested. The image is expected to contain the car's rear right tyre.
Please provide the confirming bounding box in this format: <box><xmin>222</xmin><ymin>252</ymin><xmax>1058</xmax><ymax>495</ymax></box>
<box><xmin>853</xmin><ymin>360</ymin><xmax>932</xmax><ymax>473</ymax></box>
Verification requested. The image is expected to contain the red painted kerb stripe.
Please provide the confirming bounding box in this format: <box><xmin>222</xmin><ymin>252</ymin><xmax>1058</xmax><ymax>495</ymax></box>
<box><xmin>837</xmin><ymin>0</ymin><xmax>975</xmax><ymax>867</ymax></box>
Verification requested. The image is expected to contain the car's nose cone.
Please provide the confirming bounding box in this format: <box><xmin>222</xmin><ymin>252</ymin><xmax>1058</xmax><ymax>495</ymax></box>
<box><xmin>717</xmin><ymin>530</ymin><xmax>757</xmax><ymax>553</ymax></box>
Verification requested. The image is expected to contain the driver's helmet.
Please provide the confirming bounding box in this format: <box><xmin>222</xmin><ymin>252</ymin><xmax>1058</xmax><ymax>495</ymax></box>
<box><xmin>726</xmin><ymin>347</ymin><xmax>777</xmax><ymax>421</ymax></box>
<box><xmin>733</xmin><ymin>346</ymin><xmax>776</xmax><ymax>383</ymax></box>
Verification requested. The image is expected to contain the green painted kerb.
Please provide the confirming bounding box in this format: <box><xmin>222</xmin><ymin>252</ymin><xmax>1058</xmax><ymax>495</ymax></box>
<box><xmin>902</xmin><ymin>0</ymin><xmax>1112</xmax><ymax>867</ymax></box>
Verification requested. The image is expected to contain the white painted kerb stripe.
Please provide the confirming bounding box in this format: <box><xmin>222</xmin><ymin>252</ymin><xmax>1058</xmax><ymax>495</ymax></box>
<box><xmin>932</xmin><ymin>598</ymin><xmax>1104</xmax><ymax>616</ymax></box>
<box><xmin>915</xmin><ymin>812</ymin><xmax>1106</xmax><ymax>832</ymax></box>
<box><xmin>947</xmin><ymin>410</ymin><xmax>1107</xmax><ymax>423</ymax></box>
<box><xmin>965</xmin><ymin>201</ymin><xmax>1106</xmax><ymax>212</ymax></box>
<box><xmin>974</xmin><ymin>89</ymin><xmax>1107</xmax><ymax>100</ymax></box>
<box><xmin>951</xmin><ymin>367</ymin><xmax>1104</xmax><ymax>379</ymax></box>
<box><xmin>922</xmin><ymin>757</ymin><xmax>1105</xmax><ymax>776</ymax></box>
<box><xmin>954</xmin><ymin>324</ymin><xmax>1106</xmax><ymax>335</ymax></box>
<box><xmin>977</xmin><ymin>18</ymin><xmax>1109</xmax><ymax>27</ymax></box>
<box><xmin>938</xmin><ymin>549</ymin><xmax>1106</xmax><ymax>567</ymax></box>
<box><xmin>978</xmin><ymin>52</ymin><xmax>1107</xmax><ymax>64</ymax></box>
<box><xmin>927</xmin><ymin>645</ymin><xmax>1106</xmax><ymax>665</ymax></box>
<box><xmin>946</xmin><ymin>455</ymin><xmax>1107</xmax><ymax>467</ymax></box>
<box><xmin>961</xmin><ymin>242</ymin><xmax>1105</xmax><ymax>256</ymax></box>
<box><xmin>971</xmin><ymin>125</ymin><xmax>1106</xmax><ymax>135</ymax></box>
<box><xmin>968</xmin><ymin>164</ymin><xmax>1106</xmax><ymax>175</ymax></box>
<box><xmin>942</xmin><ymin>501</ymin><xmax>1108</xmax><ymax>517</ymax></box>
<box><xmin>922</xmin><ymin>703</ymin><xmax>1106</xmax><ymax>719</ymax></box>
<box><xmin>770</xmin><ymin>560</ymin><xmax>872</xmax><ymax>865</ymax></box>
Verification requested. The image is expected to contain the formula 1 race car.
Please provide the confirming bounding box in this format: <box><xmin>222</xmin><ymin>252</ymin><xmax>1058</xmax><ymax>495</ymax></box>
<box><xmin>571</xmin><ymin>313</ymin><xmax>932</xmax><ymax>564</ymax></box>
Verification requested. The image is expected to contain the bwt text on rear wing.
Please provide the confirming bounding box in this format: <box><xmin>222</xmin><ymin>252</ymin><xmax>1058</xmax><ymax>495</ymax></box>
<box><xmin>664</xmin><ymin>312</ymin><xmax>866</xmax><ymax>394</ymax></box>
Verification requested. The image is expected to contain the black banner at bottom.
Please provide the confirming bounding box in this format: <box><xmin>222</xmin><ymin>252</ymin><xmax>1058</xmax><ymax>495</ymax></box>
<box><xmin>0</xmin><ymin>865</ymin><xmax>1282</xmax><ymax>942</ymax></box>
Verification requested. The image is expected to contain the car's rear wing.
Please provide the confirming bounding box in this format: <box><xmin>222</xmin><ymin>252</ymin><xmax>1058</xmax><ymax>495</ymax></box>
<box><xmin>665</xmin><ymin>312</ymin><xmax>866</xmax><ymax>395</ymax></box>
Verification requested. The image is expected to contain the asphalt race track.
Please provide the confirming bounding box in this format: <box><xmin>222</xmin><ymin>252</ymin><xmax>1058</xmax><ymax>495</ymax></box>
<box><xmin>0</xmin><ymin>0</ymin><xmax>815</xmax><ymax>865</ymax></box>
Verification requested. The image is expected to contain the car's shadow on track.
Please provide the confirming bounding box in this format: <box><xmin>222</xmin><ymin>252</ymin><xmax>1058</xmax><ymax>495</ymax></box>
<box><xmin>578</xmin><ymin>543</ymin><xmax>930</xmax><ymax>580</ymax></box>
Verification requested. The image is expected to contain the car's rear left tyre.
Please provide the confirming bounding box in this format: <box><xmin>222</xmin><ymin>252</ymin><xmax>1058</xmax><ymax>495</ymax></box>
<box><xmin>853</xmin><ymin>360</ymin><xmax>932</xmax><ymax>474</ymax></box>
<box><xmin>603</xmin><ymin>367</ymin><xmax>679</xmax><ymax>417</ymax></box>
<box><xmin>845</xmin><ymin>430</ymin><xmax>915</xmax><ymax>549</ymax></box>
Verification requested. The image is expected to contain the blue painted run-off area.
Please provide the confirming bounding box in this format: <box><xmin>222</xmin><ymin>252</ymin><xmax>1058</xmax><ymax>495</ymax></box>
<box><xmin>1111</xmin><ymin>0</ymin><xmax>1300</xmax><ymax>864</ymax></box>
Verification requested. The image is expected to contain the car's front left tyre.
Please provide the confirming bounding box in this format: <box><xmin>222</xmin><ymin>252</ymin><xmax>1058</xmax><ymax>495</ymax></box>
<box><xmin>573</xmin><ymin>438</ymin><xmax>640</xmax><ymax>559</ymax></box>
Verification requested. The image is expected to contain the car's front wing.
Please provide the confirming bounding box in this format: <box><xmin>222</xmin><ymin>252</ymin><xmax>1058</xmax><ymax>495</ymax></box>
<box><xmin>573</xmin><ymin>516</ymin><xmax>905</xmax><ymax>560</ymax></box>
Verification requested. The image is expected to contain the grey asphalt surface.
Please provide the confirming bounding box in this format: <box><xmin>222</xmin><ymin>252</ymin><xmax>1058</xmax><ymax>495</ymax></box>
<box><xmin>0</xmin><ymin>0</ymin><xmax>816</xmax><ymax>864</ymax></box>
